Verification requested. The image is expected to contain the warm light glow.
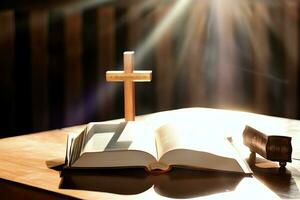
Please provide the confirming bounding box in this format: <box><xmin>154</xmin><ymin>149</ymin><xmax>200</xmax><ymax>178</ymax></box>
<box><xmin>55</xmin><ymin>0</ymin><xmax>298</xmax><ymax>122</ymax></box>
<box><xmin>233</xmin><ymin>178</ymin><xmax>280</xmax><ymax>199</ymax></box>
<box><xmin>135</xmin><ymin>0</ymin><xmax>192</xmax><ymax>66</ymax></box>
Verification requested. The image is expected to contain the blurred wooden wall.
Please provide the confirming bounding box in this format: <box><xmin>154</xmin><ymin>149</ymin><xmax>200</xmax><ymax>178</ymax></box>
<box><xmin>0</xmin><ymin>0</ymin><xmax>299</xmax><ymax>137</ymax></box>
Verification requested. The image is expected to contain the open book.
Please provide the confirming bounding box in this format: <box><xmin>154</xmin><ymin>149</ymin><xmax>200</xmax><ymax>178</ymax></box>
<box><xmin>65</xmin><ymin>120</ymin><xmax>252</xmax><ymax>174</ymax></box>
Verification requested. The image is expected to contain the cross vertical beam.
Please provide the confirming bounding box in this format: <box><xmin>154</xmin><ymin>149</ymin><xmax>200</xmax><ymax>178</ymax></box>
<box><xmin>106</xmin><ymin>51</ymin><xmax>152</xmax><ymax>121</ymax></box>
<box><xmin>124</xmin><ymin>52</ymin><xmax>135</xmax><ymax>121</ymax></box>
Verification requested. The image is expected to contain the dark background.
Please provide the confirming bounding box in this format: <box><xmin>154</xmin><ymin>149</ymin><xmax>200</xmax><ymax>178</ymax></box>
<box><xmin>1</xmin><ymin>0</ymin><xmax>299</xmax><ymax>137</ymax></box>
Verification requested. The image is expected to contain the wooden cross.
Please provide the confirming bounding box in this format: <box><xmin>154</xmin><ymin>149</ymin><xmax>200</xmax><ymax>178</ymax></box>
<box><xmin>106</xmin><ymin>51</ymin><xmax>152</xmax><ymax>121</ymax></box>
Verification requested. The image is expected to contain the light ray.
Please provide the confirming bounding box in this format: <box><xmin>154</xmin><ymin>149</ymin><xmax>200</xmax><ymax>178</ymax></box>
<box><xmin>135</xmin><ymin>0</ymin><xmax>192</xmax><ymax>66</ymax></box>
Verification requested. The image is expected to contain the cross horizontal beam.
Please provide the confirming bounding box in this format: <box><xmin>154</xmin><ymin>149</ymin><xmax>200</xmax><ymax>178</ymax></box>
<box><xmin>106</xmin><ymin>71</ymin><xmax>152</xmax><ymax>82</ymax></box>
<box><xmin>106</xmin><ymin>51</ymin><xmax>152</xmax><ymax>121</ymax></box>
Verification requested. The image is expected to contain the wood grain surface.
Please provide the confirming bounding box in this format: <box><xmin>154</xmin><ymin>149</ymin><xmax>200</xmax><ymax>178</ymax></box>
<box><xmin>1</xmin><ymin>108</ymin><xmax>300</xmax><ymax>199</ymax></box>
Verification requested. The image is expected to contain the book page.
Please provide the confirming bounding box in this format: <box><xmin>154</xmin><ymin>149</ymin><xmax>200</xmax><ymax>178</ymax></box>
<box><xmin>155</xmin><ymin>123</ymin><xmax>251</xmax><ymax>173</ymax></box>
<box><xmin>155</xmin><ymin>123</ymin><xmax>236</xmax><ymax>160</ymax></box>
<box><xmin>82</xmin><ymin>121</ymin><xmax>157</xmax><ymax>160</ymax></box>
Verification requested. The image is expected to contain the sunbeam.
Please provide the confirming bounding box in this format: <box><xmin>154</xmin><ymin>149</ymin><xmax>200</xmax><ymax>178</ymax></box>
<box><xmin>135</xmin><ymin>0</ymin><xmax>191</xmax><ymax>66</ymax></box>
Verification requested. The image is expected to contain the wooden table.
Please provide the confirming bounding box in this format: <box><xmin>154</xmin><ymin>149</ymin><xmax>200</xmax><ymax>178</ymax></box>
<box><xmin>1</xmin><ymin>108</ymin><xmax>300</xmax><ymax>199</ymax></box>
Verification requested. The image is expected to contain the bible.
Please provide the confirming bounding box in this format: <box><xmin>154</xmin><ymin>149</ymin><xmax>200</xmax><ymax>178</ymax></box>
<box><xmin>65</xmin><ymin>121</ymin><xmax>251</xmax><ymax>174</ymax></box>
<box><xmin>243</xmin><ymin>125</ymin><xmax>292</xmax><ymax>167</ymax></box>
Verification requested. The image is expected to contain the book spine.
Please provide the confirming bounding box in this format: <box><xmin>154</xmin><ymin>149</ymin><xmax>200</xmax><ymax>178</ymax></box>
<box><xmin>146</xmin><ymin>163</ymin><xmax>172</xmax><ymax>174</ymax></box>
<box><xmin>243</xmin><ymin>125</ymin><xmax>292</xmax><ymax>163</ymax></box>
<box><xmin>266</xmin><ymin>136</ymin><xmax>292</xmax><ymax>162</ymax></box>
<box><xmin>243</xmin><ymin>125</ymin><xmax>268</xmax><ymax>158</ymax></box>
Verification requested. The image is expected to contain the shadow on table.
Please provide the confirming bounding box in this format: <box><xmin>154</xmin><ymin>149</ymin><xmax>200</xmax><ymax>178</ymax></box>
<box><xmin>59</xmin><ymin>168</ymin><xmax>244</xmax><ymax>198</ymax></box>
<box><xmin>247</xmin><ymin>152</ymin><xmax>300</xmax><ymax>199</ymax></box>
